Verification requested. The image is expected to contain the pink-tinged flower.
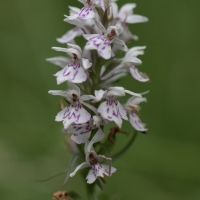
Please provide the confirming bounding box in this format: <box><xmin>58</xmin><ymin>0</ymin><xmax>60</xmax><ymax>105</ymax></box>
<box><xmin>62</xmin><ymin>115</ymin><xmax>107</xmax><ymax>144</ymax></box>
<box><xmin>48</xmin><ymin>83</ymin><xmax>96</xmax><ymax>129</ymax></box>
<box><xmin>52</xmin><ymin>43</ymin><xmax>92</xmax><ymax>84</ymax></box>
<box><xmin>83</xmin><ymin>23</ymin><xmax>128</xmax><ymax>59</ymax></box>
<box><xmin>97</xmin><ymin>87</ymin><xmax>142</xmax><ymax>128</ymax></box>
<box><xmin>65</xmin><ymin>0</ymin><xmax>102</xmax><ymax>20</ymax></box>
<box><xmin>125</xmin><ymin>96</ymin><xmax>148</xmax><ymax>133</ymax></box>
<box><xmin>69</xmin><ymin>129</ymin><xmax>116</xmax><ymax>184</ymax></box>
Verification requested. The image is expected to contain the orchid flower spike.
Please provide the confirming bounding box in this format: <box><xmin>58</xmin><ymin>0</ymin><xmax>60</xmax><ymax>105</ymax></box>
<box><xmin>51</xmin><ymin>43</ymin><xmax>92</xmax><ymax>84</ymax></box>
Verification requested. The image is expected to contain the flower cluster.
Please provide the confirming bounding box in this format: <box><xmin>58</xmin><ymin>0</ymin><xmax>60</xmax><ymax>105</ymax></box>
<box><xmin>47</xmin><ymin>0</ymin><xmax>149</xmax><ymax>185</ymax></box>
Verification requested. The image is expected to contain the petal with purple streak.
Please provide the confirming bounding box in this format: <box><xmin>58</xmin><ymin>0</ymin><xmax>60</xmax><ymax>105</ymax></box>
<box><xmin>129</xmin><ymin>111</ymin><xmax>148</xmax><ymax>132</ymax></box>
<box><xmin>69</xmin><ymin>122</ymin><xmax>93</xmax><ymax>144</ymax></box>
<box><xmin>98</xmin><ymin>99</ymin><xmax>127</xmax><ymax>128</ymax></box>
<box><xmin>56</xmin><ymin>104</ymin><xmax>91</xmax><ymax>129</ymax></box>
<box><xmin>129</xmin><ymin>65</ymin><xmax>149</xmax><ymax>82</ymax></box>
<box><xmin>84</xmin><ymin>34</ymin><xmax>112</xmax><ymax>59</ymax></box>
<box><xmin>54</xmin><ymin>62</ymin><xmax>87</xmax><ymax>84</ymax></box>
<box><xmin>79</xmin><ymin>7</ymin><xmax>95</xmax><ymax>19</ymax></box>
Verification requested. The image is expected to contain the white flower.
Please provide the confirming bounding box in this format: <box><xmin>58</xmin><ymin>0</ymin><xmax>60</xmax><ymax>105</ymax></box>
<box><xmin>125</xmin><ymin>96</ymin><xmax>148</xmax><ymax>132</ymax></box>
<box><xmin>48</xmin><ymin>83</ymin><xmax>96</xmax><ymax>129</ymax></box>
<box><xmin>97</xmin><ymin>87</ymin><xmax>142</xmax><ymax>128</ymax></box>
<box><xmin>112</xmin><ymin>3</ymin><xmax>148</xmax><ymax>24</ymax></box>
<box><xmin>62</xmin><ymin>115</ymin><xmax>107</xmax><ymax>144</ymax></box>
<box><xmin>70</xmin><ymin>128</ymin><xmax>116</xmax><ymax>184</ymax></box>
<box><xmin>52</xmin><ymin>43</ymin><xmax>92</xmax><ymax>84</ymax></box>
<box><xmin>123</xmin><ymin>46</ymin><xmax>149</xmax><ymax>82</ymax></box>
<box><xmin>111</xmin><ymin>3</ymin><xmax>148</xmax><ymax>44</ymax></box>
<box><xmin>65</xmin><ymin>0</ymin><xmax>102</xmax><ymax>20</ymax></box>
<box><xmin>101</xmin><ymin>46</ymin><xmax>149</xmax><ymax>82</ymax></box>
<box><xmin>83</xmin><ymin>23</ymin><xmax>128</xmax><ymax>59</ymax></box>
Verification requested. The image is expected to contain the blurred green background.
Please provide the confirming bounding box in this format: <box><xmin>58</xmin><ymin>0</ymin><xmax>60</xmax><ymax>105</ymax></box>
<box><xmin>1</xmin><ymin>0</ymin><xmax>200</xmax><ymax>199</ymax></box>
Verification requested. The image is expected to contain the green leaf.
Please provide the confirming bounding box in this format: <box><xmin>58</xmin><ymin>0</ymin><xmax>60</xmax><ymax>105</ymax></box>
<box><xmin>30</xmin><ymin>170</ymin><xmax>67</xmax><ymax>182</ymax></box>
<box><xmin>63</xmin><ymin>153</ymin><xmax>83</xmax><ymax>185</ymax></box>
<box><xmin>95</xmin><ymin>178</ymin><xmax>104</xmax><ymax>191</ymax></box>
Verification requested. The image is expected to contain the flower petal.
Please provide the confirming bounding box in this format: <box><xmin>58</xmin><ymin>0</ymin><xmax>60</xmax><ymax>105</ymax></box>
<box><xmin>46</xmin><ymin>56</ymin><xmax>70</xmax><ymax>68</ymax></box>
<box><xmin>66</xmin><ymin>13</ymin><xmax>79</xmax><ymax>20</ymax></box>
<box><xmin>84</xmin><ymin>34</ymin><xmax>112</xmax><ymax>59</ymax></box>
<box><xmin>82</xmin><ymin>58</ymin><xmax>92</xmax><ymax>70</ymax></box>
<box><xmin>48</xmin><ymin>90</ymin><xmax>68</xmax><ymax>98</ymax></box>
<box><xmin>98</xmin><ymin>100</ymin><xmax>127</xmax><ymax>128</ymax></box>
<box><xmin>70</xmin><ymin>162</ymin><xmax>89</xmax><ymax>177</ymax></box>
<box><xmin>118</xmin><ymin>3</ymin><xmax>136</xmax><ymax>21</ymax></box>
<box><xmin>79</xmin><ymin>7</ymin><xmax>95</xmax><ymax>19</ymax></box>
<box><xmin>86</xmin><ymin>167</ymin><xmax>97</xmax><ymax>184</ymax></box>
<box><xmin>126</xmin><ymin>14</ymin><xmax>148</xmax><ymax>24</ymax></box>
<box><xmin>99</xmin><ymin>164</ymin><xmax>116</xmax><ymax>176</ymax></box>
<box><xmin>129</xmin><ymin>65</ymin><xmax>149</xmax><ymax>82</ymax></box>
<box><xmin>60</xmin><ymin>104</ymin><xmax>91</xmax><ymax>129</ymax></box>
<box><xmin>129</xmin><ymin>111</ymin><xmax>148</xmax><ymax>132</ymax></box>
<box><xmin>56</xmin><ymin>27</ymin><xmax>82</xmax><ymax>44</ymax></box>
<box><xmin>113</xmin><ymin>38</ymin><xmax>128</xmax><ymax>52</ymax></box>
<box><xmin>70</xmin><ymin>122</ymin><xmax>93</xmax><ymax>144</ymax></box>
<box><xmin>87</xmin><ymin>128</ymin><xmax>105</xmax><ymax>151</ymax></box>
<box><xmin>55</xmin><ymin>63</ymin><xmax>87</xmax><ymax>84</ymax></box>
<box><xmin>126</xmin><ymin>96</ymin><xmax>147</xmax><ymax>107</ymax></box>
<box><xmin>124</xmin><ymin>89</ymin><xmax>142</xmax><ymax>97</ymax></box>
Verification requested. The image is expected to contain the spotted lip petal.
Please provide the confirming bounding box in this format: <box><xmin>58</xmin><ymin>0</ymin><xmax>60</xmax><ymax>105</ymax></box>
<box><xmin>129</xmin><ymin>111</ymin><xmax>148</xmax><ymax>132</ymax></box>
<box><xmin>129</xmin><ymin>65</ymin><xmax>149</xmax><ymax>82</ymax></box>
<box><xmin>79</xmin><ymin>7</ymin><xmax>95</xmax><ymax>19</ymax></box>
<box><xmin>98</xmin><ymin>99</ymin><xmax>127</xmax><ymax>128</ymax></box>
<box><xmin>56</xmin><ymin>104</ymin><xmax>91</xmax><ymax>129</ymax></box>
<box><xmin>86</xmin><ymin>163</ymin><xmax>116</xmax><ymax>184</ymax></box>
<box><xmin>84</xmin><ymin>34</ymin><xmax>112</xmax><ymax>59</ymax></box>
<box><xmin>69</xmin><ymin>122</ymin><xmax>93</xmax><ymax>144</ymax></box>
<box><xmin>54</xmin><ymin>62</ymin><xmax>87</xmax><ymax>84</ymax></box>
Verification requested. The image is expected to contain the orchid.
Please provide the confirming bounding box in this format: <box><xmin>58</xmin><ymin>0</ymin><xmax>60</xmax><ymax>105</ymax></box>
<box><xmin>97</xmin><ymin>87</ymin><xmax>141</xmax><ymax>127</ymax></box>
<box><xmin>83</xmin><ymin>23</ymin><xmax>128</xmax><ymax>59</ymax></box>
<box><xmin>70</xmin><ymin>129</ymin><xmax>116</xmax><ymax>183</ymax></box>
<box><xmin>48</xmin><ymin>83</ymin><xmax>96</xmax><ymax>129</ymax></box>
<box><xmin>51</xmin><ymin>43</ymin><xmax>92</xmax><ymax>84</ymax></box>
<box><xmin>125</xmin><ymin>96</ymin><xmax>148</xmax><ymax>132</ymax></box>
<box><xmin>47</xmin><ymin>0</ymin><xmax>150</xmax><ymax>198</ymax></box>
<box><xmin>65</xmin><ymin>0</ymin><xmax>102</xmax><ymax>20</ymax></box>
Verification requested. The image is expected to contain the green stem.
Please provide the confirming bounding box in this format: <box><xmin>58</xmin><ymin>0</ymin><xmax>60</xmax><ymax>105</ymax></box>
<box><xmin>112</xmin><ymin>131</ymin><xmax>138</xmax><ymax>161</ymax></box>
<box><xmin>87</xmin><ymin>183</ymin><xmax>98</xmax><ymax>200</ymax></box>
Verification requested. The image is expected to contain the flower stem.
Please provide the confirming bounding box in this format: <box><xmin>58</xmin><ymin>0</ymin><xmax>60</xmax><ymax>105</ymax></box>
<box><xmin>112</xmin><ymin>131</ymin><xmax>138</xmax><ymax>161</ymax></box>
<box><xmin>86</xmin><ymin>183</ymin><xmax>98</xmax><ymax>200</ymax></box>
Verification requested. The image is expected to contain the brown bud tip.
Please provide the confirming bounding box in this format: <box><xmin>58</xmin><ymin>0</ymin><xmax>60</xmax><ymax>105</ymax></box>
<box><xmin>53</xmin><ymin>191</ymin><xmax>71</xmax><ymax>200</ymax></box>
